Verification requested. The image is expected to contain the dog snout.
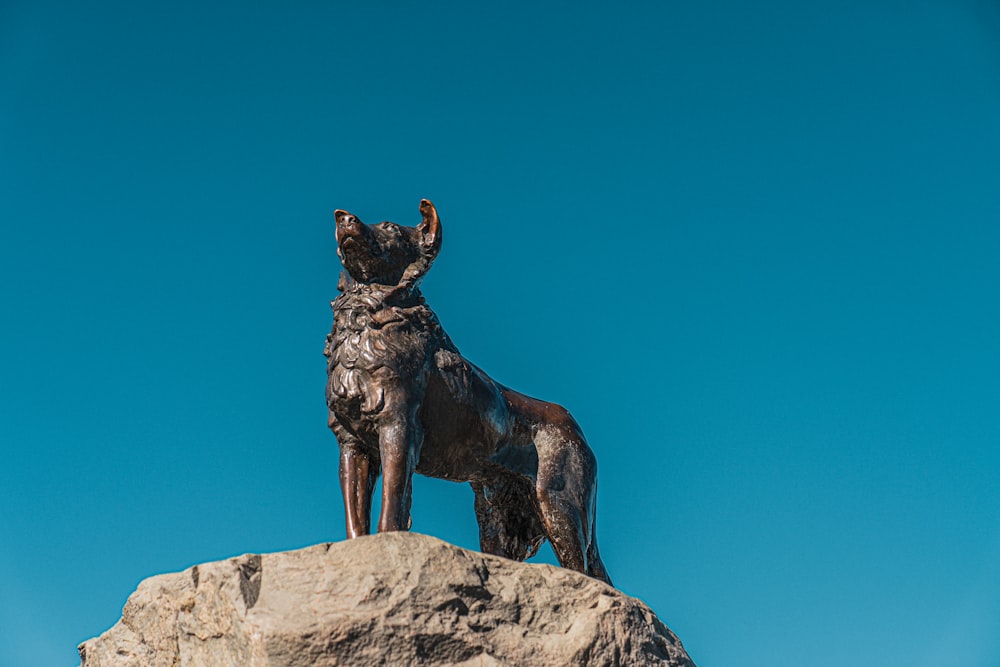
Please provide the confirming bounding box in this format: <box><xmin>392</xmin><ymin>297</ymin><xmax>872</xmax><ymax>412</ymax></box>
<box><xmin>335</xmin><ymin>210</ymin><xmax>359</xmax><ymax>227</ymax></box>
<box><xmin>335</xmin><ymin>209</ymin><xmax>362</xmax><ymax>244</ymax></box>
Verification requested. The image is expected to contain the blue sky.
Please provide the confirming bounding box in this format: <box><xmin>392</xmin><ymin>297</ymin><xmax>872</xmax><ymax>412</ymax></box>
<box><xmin>2</xmin><ymin>2</ymin><xmax>999</xmax><ymax>665</ymax></box>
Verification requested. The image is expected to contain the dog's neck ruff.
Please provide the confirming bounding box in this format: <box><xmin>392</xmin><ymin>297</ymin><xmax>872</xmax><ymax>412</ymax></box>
<box><xmin>332</xmin><ymin>280</ymin><xmax>425</xmax><ymax>315</ymax></box>
<box><xmin>328</xmin><ymin>276</ymin><xmax>457</xmax><ymax>359</ymax></box>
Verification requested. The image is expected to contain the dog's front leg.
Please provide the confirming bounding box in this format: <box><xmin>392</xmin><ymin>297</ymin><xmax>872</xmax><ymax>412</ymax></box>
<box><xmin>330</xmin><ymin>412</ymin><xmax>378</xmax><ymax>539</ymax></box>
<box><xmin>339</xmin><ymin>444</ymin><xmax>378</xmax><ymax>538</ymax></box>
<box><xmin>377</xmin><ymin>394</ymin><xmax>423</xmax><ymax>533</ymax></box>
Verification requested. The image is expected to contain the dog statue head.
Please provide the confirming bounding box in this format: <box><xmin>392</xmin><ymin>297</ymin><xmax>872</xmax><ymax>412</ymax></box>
<box><xmin>334</xmin><ymin>199</ymin><xmax>442</xmax><ymax>291</ymax></box>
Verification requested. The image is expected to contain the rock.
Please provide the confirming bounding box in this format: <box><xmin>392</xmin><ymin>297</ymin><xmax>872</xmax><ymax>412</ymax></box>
<box><xmin>79</xmin><ymin>532</ymin><xmax>696</xmax><ymax>667</ymax></box>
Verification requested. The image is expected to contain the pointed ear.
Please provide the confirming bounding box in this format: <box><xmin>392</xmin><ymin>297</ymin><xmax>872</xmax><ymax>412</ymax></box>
<box><xmin>417</xmin><ymin>198</ymin><xmax>442</xmax><ymax>257</ymax></box>
<box><xmin>396</xmin><ymin>199</ymin><xmax>442</xmax><ymax>289</ymax></box>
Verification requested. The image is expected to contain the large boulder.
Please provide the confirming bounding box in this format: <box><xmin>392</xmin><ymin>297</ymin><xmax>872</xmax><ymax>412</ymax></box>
<box><xmin>79</xmin><ymin>532</ymin><xmax>695</xmax><ymax>666</ymax></box>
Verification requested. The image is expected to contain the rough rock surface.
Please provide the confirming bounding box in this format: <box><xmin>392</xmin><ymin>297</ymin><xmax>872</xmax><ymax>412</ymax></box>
<box><xmin>79</xmin><ymin>532</ymin><xmax>695</xmax><ymax>667</ymax></box>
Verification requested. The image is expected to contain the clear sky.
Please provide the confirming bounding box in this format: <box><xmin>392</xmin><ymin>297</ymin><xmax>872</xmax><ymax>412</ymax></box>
<box><xmin>2</xmin><ymin>2</ymin><xmax>999</xmax><ymax>666</ymax></box>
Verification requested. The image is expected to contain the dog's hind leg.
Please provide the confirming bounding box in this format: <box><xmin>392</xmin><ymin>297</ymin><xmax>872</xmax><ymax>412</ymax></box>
<box><xmin>535</xmin><ymin>423</ymin><xmax>612</xmax><ymax>585</ymax></box>
<box><xmin>537</xmin><ymin>484</ymin><xmax>588</xmax><ymax>573</ymax></box>
<box><xmin>472</xmin><ymin>481</ymin><xmax>505</xmax><ymax>557</ymax></box>
<box><xmin>473</xmin><ymin>476</ymin><xmax>546</xmax><ymax>561</ymax></box>
<box><xmin>535</xmin><ymin>427</ymin><xmax>594</xmax><ymax>575</ymax></box>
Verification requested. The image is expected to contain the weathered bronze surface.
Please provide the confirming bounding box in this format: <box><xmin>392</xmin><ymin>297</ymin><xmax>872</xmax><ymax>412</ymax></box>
<box><xmin>324</xmin><ymin>199</ymin><xmax>611</xmax><ymax>584</ymax></box>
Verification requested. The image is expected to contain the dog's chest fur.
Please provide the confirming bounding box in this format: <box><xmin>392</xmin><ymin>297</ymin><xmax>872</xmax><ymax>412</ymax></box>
<box><xmin>325</xmin><ymin>286</ymin><xmax>452</xmax><ymax>419</ymax></box>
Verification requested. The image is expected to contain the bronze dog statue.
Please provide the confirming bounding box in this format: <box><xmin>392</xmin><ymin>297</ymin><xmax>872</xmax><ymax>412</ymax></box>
<box><xmin>324</xmin><ymin>199</ymin><xmax>611</xmax><ymax>584</ymax></box>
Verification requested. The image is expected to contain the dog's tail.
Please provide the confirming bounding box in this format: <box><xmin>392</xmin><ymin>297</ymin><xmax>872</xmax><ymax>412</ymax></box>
<box><xmin>585</xmin><ymin>510</ymin><xmax>612</xmax><ymax>586</ymax></box>
<box><xmin>472</xmin><ymin>476</ymin><xmax>546</xmax><ymax>562</ymax></box>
